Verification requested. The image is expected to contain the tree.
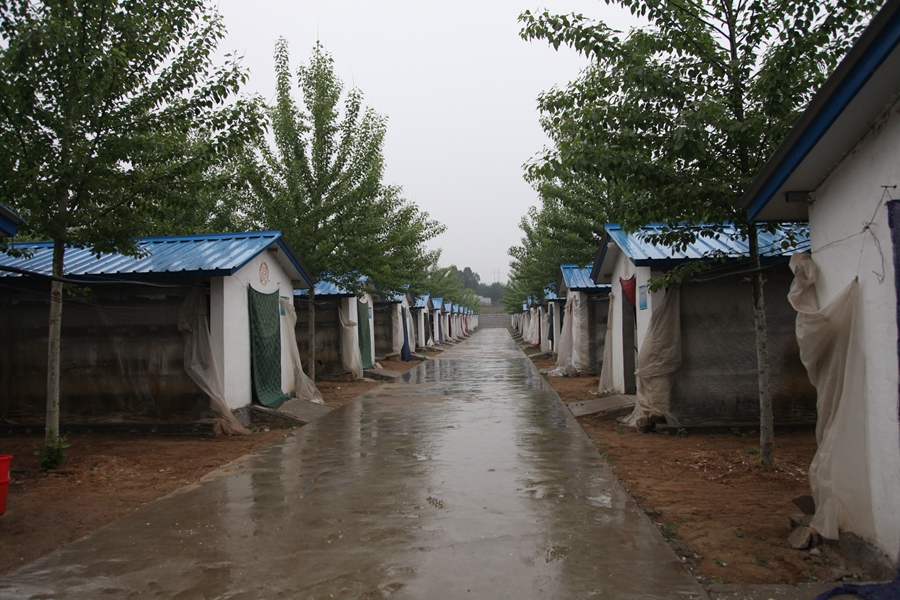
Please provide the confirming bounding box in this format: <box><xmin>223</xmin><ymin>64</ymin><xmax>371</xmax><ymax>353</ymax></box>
<box><xmin>0</xmin><ymin>0</ymin><xmax>260</xmax><ymax>457</ymax></box>
<box><xmin>413</xmin><ymin>263</ymin><xmax>479</xmax><ymax>312</ymax></box>
<box><xmin>244</xmin><ymin>39</ymin><xmax>445</xmax><ymax>378</ymax></box>
<box><xmin>520</xmin><ymin>0</ymin><xmax>878</xmax><ymax>464</ymax></box>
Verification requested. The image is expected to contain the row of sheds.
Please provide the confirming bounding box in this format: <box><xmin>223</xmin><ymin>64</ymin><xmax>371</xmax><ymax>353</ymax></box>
<box><xmin>517</xmin><ymin>0</ymin><xmax>900</xmax><ymax>568</ymax></box>
<box><xmin>0</xmin><ymin>228</ymin><xmax>477</xmax><ymax>431</ymax></box>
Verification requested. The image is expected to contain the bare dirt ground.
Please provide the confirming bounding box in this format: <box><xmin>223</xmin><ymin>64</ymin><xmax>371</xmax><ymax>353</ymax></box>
<box><xmin>526</xmin><ymin>347</ymin><xmax>847</xmax><ymax>587</ymax></box>
<box><xmin>0</xmin><ymin>355</ymin><xmax>426</xmax><ymax>576</ymax></box>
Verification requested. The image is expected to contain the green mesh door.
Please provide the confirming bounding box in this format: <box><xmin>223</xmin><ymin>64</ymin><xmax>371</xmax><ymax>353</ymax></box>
<box><xmin>357</xmin><ymin>299</ymin><xmax>374</xmax><ymax>370</ymax></box>
<box><xmin>248</xmin><ymin>287</ymin><xmax>291</xmax><ymax>409</ymax></box>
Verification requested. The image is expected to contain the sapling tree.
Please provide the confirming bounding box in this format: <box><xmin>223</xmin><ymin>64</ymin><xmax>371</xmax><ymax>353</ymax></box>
<box><xmin>244</xmin><ymin>40</ymin><xmax>445</xmax><ymax>379</ymax></box>
<box><xmin>0</xmin><ymin>0</ymin><xmax>261</xmax><ymax>458</ymax></box>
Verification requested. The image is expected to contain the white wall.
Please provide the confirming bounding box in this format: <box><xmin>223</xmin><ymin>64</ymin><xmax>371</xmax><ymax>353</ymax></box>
<box><xmin>807</xmin><ymin>98</ymin><xmax>900</xmax><ymax>561</ymax></box>
<box><xmin>210</xmin><ymin>251</ymin><xmax>295</xmax><ymax>411</ymax></box>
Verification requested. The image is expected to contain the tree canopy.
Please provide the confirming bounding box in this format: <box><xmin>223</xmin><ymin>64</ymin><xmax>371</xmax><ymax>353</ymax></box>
<box><xmin>244</xmin><ymin>39</ymin><xmax>445</xmax><ymax>296</ymax></box>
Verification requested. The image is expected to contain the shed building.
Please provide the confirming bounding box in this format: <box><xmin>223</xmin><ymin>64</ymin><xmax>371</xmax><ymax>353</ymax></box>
<box><xmin>0</xmin><ymin>231</ymin><xmax>316</xmax><ymax>433</ymax></box>
<box><xmin>740</xmin><ymin>0</ymin><xmax>900</xmax><ymax>565</ymax></box>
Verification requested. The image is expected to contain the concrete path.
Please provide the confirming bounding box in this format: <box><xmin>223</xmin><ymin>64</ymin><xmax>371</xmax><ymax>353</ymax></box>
<box><xmin>1</xmin><ymin>329</ymin><xmax>706</xmax><ymax>599</ymax></box>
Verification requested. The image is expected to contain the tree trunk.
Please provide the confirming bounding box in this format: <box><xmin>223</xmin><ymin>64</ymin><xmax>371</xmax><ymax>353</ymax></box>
<box><xmin>46</xmin><ymin>240</ymin><xmax>65</xmax><ymax>446</ymax></box>
<box><xmin>749</xmin><ymin>225</ymin><xmax>774</xmax><ymax>466</ymax></box>
<box><xmin>308</xmin><ymin>287</ymin><xmax>316</xmax><ymax>383</ymax></box>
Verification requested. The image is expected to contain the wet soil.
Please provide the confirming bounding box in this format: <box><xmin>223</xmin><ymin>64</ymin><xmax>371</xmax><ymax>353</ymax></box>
<box><xmin>0</xmin><ymin>356</ymin><xmax>424</xmax><ymax>577</ymax></box>
<box><xmin>535</xmin><ymin>360</ymin><xmax>841</xmax><ymax>586</ymax></box>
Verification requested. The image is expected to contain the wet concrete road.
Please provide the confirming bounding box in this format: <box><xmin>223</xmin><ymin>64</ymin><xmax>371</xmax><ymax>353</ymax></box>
<box><xmin>2</xmin><ymin>330</ymin><xmax>706</xmax><ymax>599</ymax></box>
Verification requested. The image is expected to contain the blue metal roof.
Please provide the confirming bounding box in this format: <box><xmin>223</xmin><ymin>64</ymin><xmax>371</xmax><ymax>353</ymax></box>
<box><xmin>0</xmin><ymin>231</ymin><xmax>313</xmax><ymax>287</ymax></box>
<box><xmin>443</xmin><ymin>302</ymin><xmax>452</xmax><ymax>312</ymax></box>
<box><xmin>452</xmin><ymin>304</ymin><xmax>459</xmax><ymax>313</ymax></box>
<box><xmin>596</xmin><ymin>223</ymin><xmax>809</xmax><ymax>271</ymax></box>
<box><xmin>559</xmin><ymin>264</ymin><xmax>606</xmax><ymax>294</ymax></box>
<box><xmin>0</xmin><ymin>204</ymin><xmax>24</xmax><ymax>237</ymax></box>
<box><xmin>413</xmin><ymin>294</ymin><xmax>430</xmax><ymax>309</ymax></box>
<box><xmin>430</xmin><ymin>297</ymin><xmax>443</xmax><ymax>310</ymax></box>
<box><xmin>294</xmin><ymin>273</ymin><xmax>370</xmax><ymax>297</ymax></box>
<box><xmin>742</xmin><ymin>0</ymin><xmax>900</xmax><ymax>221</ymax></box>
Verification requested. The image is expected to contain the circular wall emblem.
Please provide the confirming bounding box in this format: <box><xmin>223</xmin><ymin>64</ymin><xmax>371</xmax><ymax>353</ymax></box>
<box><xmin>259</xmin><ymin>261</ymin><xmax>270</xmax><ymax>286</ymax></box>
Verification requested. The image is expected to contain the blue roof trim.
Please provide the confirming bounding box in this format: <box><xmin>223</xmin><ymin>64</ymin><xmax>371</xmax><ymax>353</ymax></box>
<box><xmin>413</xmin><ymin>294</ymin><xmax>430</xmax><ymax>309</ymax></box>
<box><xmin>0</xmin><ymin>204</ymin><xmax>24</xmax><ymax>237</ymax></box>
<box><xmin>430</xmin><ymin>297</ymin><xmax>443</xmax><ymax>310</ymax></box>
<box><xmin>744</xmin><ymin>4</ymin><xmax>900</xmax><ymax>220</ymax></box>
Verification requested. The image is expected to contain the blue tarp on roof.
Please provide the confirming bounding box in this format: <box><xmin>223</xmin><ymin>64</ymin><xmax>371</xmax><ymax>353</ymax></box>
<box><xmin>560</xmin><ymin>264</ymin><xmax>605</xmax><ymax>293</ymax></box>
<box><xmin>414</xmin><ymin>294</ymin><xmax>430</xmax><ymax>309</ymax></box>
<box><xmin>0</xmin><ymin>231</ymin><xmax>313</xmax><ymax>287</ymax></box>
<box><xmin>430</xmin><ymin>297</ymin><xmax>443</xmax><ymax>310</ymax></box>
<box><xmin>599</xmin><ymin>223</ymin><xmax>810</xmax><ymax>270</ymax></box>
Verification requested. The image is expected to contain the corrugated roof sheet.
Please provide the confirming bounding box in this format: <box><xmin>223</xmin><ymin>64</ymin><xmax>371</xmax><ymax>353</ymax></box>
<box><xmin>431</xmin><ymin>297</ymin><xmax>443</xmax><ymax>310</ymax></box>
<box><xmin>294</xmin><ymin>274</ymin><xmax>369</xmax><ymax>297</ymax></box>
<box><xmin>560</xmin><ymin>264</ymin><xmax>606</xmax><ymax>293</ymax></box>
<box><xmin>602</xmin><ymin>223</ymin><xmax>810</xmax><ymax>268</ymax></box>
<box><xmin>0</xmin><ymin>231</ymin><xmax>313</xmax><ymax>286</ymax></box>
<box><xmin>413</xmin><ymin>294</ymin><xmax>430</xmax><ymax>309</ymax></box>
<box><xmin>443</xmin><ymin>302</ymin><xmax>452</xmax><ymax>312</ymax></box>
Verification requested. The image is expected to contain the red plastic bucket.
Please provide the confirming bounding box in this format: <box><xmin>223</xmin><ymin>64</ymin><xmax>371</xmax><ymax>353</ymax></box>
<box><xmin>0</xmin><ymin>454</ymin><xmax>12</xmax><ymax>515</ymax></box>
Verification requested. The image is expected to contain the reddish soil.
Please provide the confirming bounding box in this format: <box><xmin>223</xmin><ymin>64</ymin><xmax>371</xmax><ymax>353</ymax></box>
<box><xmin>531</xmin><ymin>354</ymin><xmax>843</xmax><ymax>586</ymax></box>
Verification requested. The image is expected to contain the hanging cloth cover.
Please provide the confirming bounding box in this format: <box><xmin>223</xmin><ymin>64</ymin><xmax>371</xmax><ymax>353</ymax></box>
<box><xmin>437</xmin><ymin>312</ymin><xmax>444</xmax><ymax>341</ymax></box>
<box><xmin>425</xmin><ymin>310</ymin><xmax>434</xmax><ymax>346</ymax></box>
<box><xmin>547</xmin><ymin>304</ymin><xmax>554</xmax><ymax>344</ymax></box>
<box><xmin>625</xmin><ymin>285</ymin><xmax>682</xmax><ymax>426</ymax></box>
<box><xmin>540</xmin><ymin>308</ymin><xmax>552</xmax><ymax>353</ymax></box>
<box><xmin>338</xmin><ymin>304</ymin><xmax>364</xmax><ymax>380</ymax></box>
<box><xmin>571</xmin><ymin>292</ymin><xmax>591</xmax><ymax>372</ymax></box>
<box><xmin>279</xmin><ymin>298</ymin><xmax>324</xmax><ymax>404</ymax></box>
<box><xmin>391</xmin><ymin>304</ymin><xmax>403</xmax><ymax>355</ymax></box>
<box><xmin>621</xmin><ymin>276</ymin><xmax>637</xmax><ymax>306</ymax></box>
<box><xmin>549</xmin><ymin>297</ymin><xmax>575</xmax><ymax>376</ymax></box>
<box><xmin>401</xmin><ymin>307</ymin><xmax>413</xmax><ymax>361</ymax></box>
<box><xmin>598</xmin><ymin>290</ymin><xmax>616</xmax><ymax>395</ymax></box>
<box><xmin>788</xmin><ymin>253</ymin><xmax>876</xmax><ymax>544</ymax></box>
<box><xmin>178</xmin><ymin>289</ymin><xmax>249</xmax><ymax>435</ymax></box>
<box><xmin>357</xmin><ymin>298</ymin><xmax>375</xmax><ymax>370</ymax></box>
<box><xmin>248</xmin><ymin>287</ymin><xmax>291</xmax><ymax>409</ymax></box>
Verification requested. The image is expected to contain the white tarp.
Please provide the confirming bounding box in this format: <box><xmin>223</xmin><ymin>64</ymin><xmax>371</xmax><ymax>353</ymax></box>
<box><xmin>178</xmin><ymin>289</ymin><xmax>250</xmax><ymax>434</ymax></box>
<box><xmin>550</xmin><ymin>297</ymin><xmax>575</xmax><ymax>376</ymax></box>
<box><xmin>570</xmin><ymin>292</ymin><xmax>590</xmax><ymax>372</ymax></box>
<box><xmin>338</xmin><ymin>303</ymin><xmax>364</xmax><ymax>380</ymax></box>
<box><xmin>598</xmin><ymin>290</ymin><xmax>616</xmax><ymax>395</ymax></box>
<box><xmin>541</xmin><ymin>307</ymin><xmax>552</xmax><ymax>353</ymax></box>
<box><xmin>788</xmin><ymin>253</ymin><xmax>876</xmax><ymax>543</ymax></box>
<box><xmin>279</xmin><ymin>298</ymin><xmax>325</xmax><ymax>404</ymax></box>
<box><xmin>626</xmin><ymin>285</ymin><xmax>681</xmax><ymax>426</ymax></box>
<box><xmin>391</xmin><ymin>304</ymin><xmax>403</xmax><ymax>354</ymax></box>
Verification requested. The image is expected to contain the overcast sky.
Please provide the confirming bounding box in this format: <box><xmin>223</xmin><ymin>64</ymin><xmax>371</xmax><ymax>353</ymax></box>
<box><xmin>215</xmin><ymin>1</ymin><xmax>641</xmax><ymax>284</ymax></box>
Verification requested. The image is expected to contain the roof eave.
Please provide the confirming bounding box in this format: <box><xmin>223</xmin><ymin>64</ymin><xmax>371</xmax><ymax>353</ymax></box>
<box><xmin>741</xmin><ymin>0</ymin><xmax>900</xmax><ymax>221</ymax></box>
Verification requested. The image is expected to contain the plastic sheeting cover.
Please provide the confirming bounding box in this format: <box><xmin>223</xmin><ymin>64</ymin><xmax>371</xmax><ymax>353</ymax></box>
<box><xmin>178</xmin><ymin>289</ymin><xmax>249</xmax><ymax>435</ymax></box>
<box><xmin>598</xmin><ymin>290</ymin><xmax>616</xmax><ymax>395</ymax></box>
<box><xmin>391</xmin><ymin>304</ymin><xmax>403</xmax><ymax>354</ymax></box>
<box><xmin>788</xmin><ymin>253</ymin><xmax>875</xmax><ymax>543</ymax></box>
<box><xmin>338</xmin><ymin>304</ymin><xmax>364</xmax><ymax>380</ymax></box>
<box><xmin>279</xmin><ymin>298</ymin><xmax>324</xmax><ymax>404</ymax></box>
<box><xmin>626</xmin><ymin>285</ymin><xmax>681</xmax><ymax>426</ymax></box>
<box><xmin>550</xmin><ymin>298</ymin><xmax>576</xmax><ymax>376</ymax></box>
<box><xmin>570</xmin><ymin>293</ymin><xmax>590</xmax><ymax>372</ymax></box>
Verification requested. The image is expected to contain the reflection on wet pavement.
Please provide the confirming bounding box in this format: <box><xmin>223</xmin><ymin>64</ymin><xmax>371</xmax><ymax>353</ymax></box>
<box><xmin>0</xmin><ymin>330</ymin><xmax>705</xmax><ymax>599</ymax></box>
